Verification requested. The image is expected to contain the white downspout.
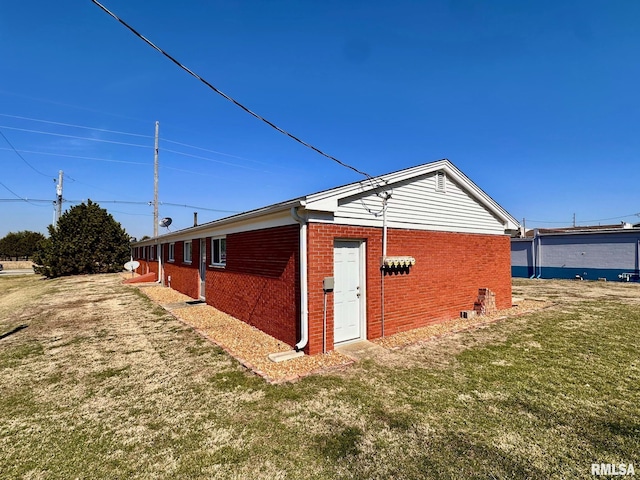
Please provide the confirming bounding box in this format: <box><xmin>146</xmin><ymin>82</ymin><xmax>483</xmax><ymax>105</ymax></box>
<box><xmin>291</xmin><ymin>207</ymin><xmax>308</xmax><ymax>351</ymax></box>
<box><xmin>381</xmin><ymin>193</ymin><xmax>391</xmax><ymax>337</ymax></box>
<box><xmin>158</xmin><ymin>241</ymin><xmax>163</xmax><ymax>285</ymax></box>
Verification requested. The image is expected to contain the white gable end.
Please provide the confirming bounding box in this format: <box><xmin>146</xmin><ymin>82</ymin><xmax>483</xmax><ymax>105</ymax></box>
<box><xmin>329</xmin><ymin>171</ymin><xmax>507</xmax><ymax>234</ymax></box>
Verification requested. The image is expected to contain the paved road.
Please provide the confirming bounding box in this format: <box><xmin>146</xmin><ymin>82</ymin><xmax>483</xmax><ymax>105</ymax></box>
<box><xmin>0</xmin><ymin>269</ymin><xmax>35</xmax><ymax>276</ymax></box>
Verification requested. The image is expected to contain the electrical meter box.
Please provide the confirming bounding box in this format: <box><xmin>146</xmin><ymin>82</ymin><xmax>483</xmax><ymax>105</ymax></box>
<box><xmin>323</xmin><ymin>277</ymin><xmax>334</xmax><ymax>292</ymax></box>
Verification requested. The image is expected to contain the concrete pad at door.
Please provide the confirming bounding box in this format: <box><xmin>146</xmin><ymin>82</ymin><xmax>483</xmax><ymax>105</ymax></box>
<box><xmin>335</xmin><ymin>340</ymin><xmax>387</xmax><ymax>360</ymax></box>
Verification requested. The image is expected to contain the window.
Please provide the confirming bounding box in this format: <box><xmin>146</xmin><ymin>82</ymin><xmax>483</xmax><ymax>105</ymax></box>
<box><xmin>435</xmin><ymin>171</ymin><xmax>446</xmax><ymax>192</ymax></box>
<box><xmin>184</xmin><ymin>241</ymin><xmax>192</xmax><ymax>263</ymax></box>
<box><xmin>149</xmin><ymin>245</ymin><xmax>155</xmax><ymax>261</ymax></box>
<box><xmin>211</xmin><ymin>237</ymin><xmax>226</xmax><ymax>266</ymax></box>
<box><xmin>168</xmin><ymin>243</ymin><xmax>175</xmax><ymax>262</ymax></box>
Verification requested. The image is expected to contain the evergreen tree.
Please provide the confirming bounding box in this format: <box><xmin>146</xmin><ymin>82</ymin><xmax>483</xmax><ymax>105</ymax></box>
<box><xmin>33</xmin><ymin>200</ymin><xmax>131</xmax><ymax>278</ymax></box>
<box><xmin>0</xmin><ymin>231</ymin><xmax>46</xmax><ymax>260</ymax></box>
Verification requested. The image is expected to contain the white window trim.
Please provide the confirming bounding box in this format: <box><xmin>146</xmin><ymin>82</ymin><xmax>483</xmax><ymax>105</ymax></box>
<box><xmin>210</xmin><ymin>236</ymin><xmax>227</xmax><ymax>268</ymax></box>
<box><xmin>184</xmin><ymin>240</ymin><xmax>192</xmax><ymax>264</ymax></box>
<box><xmin>168</xmin><ymin>242</ymin><xmax>175</xmax><ymax>262</ymax></box>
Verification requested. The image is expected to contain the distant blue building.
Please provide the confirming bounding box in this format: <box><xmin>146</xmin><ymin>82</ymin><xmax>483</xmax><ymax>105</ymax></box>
<box><xmin>511</xmin><ymin>226</ymin><xmax>640</xmax><ymax>282</ymax></box>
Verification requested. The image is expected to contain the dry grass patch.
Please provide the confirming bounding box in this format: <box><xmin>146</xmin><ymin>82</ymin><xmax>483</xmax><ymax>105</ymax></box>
<box><xmin>0</xmin><ymin>260</ymin><xmax>34</xmax><ymax>270</ymax></box>
<box><xmin>373</xmin><ymin>299</ymin><xmax>549</xmax><ymax>350</ymax></box>
<box><xmin>133</xmin><ymin>285</ymin><xmax>354</xmax><ymax>382</ymax></box>
<box><xmin>2</xmin><ymin>275</ymin><xmax>639</xmax><ymax>479</ymax></box>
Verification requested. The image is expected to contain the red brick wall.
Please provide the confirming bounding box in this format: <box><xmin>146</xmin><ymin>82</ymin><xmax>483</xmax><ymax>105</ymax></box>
<box><xmin>132</xmin><ymin>249</ymin><xmax>159</xmax><ymax>276</ymax></box>
<box><xmin>204</xmin><ymin>225</ymin><xmax>300</xmax><ymax>347</ymax></box>
<box><xmin>136</xmin><ymin>229</ymin><xmax>300</xmax><ymax>347</ymax></box>
<box><xmin>306</xmin><ymin>223</ymin><xmax>512</xmax><ymax>355</ymax></box>
<box><xmin>162</xmin><ymin>240</ymin><xmax>200</xmax><ymax>299</ymax></box>
<box><xmin>134</xmin><ymin>222</ymin><xmax>511</xmax><ymax>356</ymax></box>
<box><xmin>134</xmin><ymin>260</ymin><xmax>160</xmax><ymax>276</ymax></box>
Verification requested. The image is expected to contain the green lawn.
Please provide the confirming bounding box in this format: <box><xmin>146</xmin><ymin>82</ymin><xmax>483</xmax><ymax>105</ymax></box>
<box><xmin>0</xmin><ymin>275</ymin><xmax>638</xmax><ymax>479</ymax></box>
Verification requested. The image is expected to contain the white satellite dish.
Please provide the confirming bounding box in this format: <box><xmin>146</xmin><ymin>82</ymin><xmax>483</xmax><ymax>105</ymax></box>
<box><xmin>124</xmin><ymin>260</ymin><xmax>140</xmax><ymax>272</ymax></box>
<box><xmin>159</xmin><ymin>217</ymin><xmax>172</xmax><ymax>230</ymax></box>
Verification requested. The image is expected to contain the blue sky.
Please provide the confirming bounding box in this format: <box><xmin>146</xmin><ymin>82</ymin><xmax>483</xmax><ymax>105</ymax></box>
<box><xmin>1</xmin><ymin>0</ymin><xmax>639</xmax><ymax>239</ymax></box>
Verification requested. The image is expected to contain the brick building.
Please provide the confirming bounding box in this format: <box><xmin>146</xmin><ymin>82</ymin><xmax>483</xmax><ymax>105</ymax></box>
<box><xmin>132</xmin><ymin>159</ymin><xmax>518</xmax><ymax>355</ymax></box>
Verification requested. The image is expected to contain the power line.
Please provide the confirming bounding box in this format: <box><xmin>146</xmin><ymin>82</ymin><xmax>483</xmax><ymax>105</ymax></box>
<box><xmin>0</xmin><ymin>144</ymin><xmax>263</xmax><ymax>173</ymax></box>
<box><xmin>0</xmin><ymin>147</ymin><xmax>149</xmax><ymax>166</ymax></box>
<box><xmin>61</xmin><ymin>199</ymin><xmax>239</xmax><ymax>213</ymax></box>
<box><xmin>0</xmin><ymin>113</ymin><xmax>154</xmax><ymax>139</ymax></box>
<box><xmin>0</xmin><ymin>138</ymin><xmax>266</xmax><ymax>171</ymax></box>
<box><xmin>0</xmin><ymin>89</ymin><xmax>151</xmax><ymax>125</ymax></box>
<box><xmin>160</xmin><ymin>202</ymin><xmax>238</xmax><ymax>213</ymax></box>
<box><xmin>162</xmin><ymin>148</ymin><xmax>266</xmax><ymax>171</ymax></box>
<box><xmin>0</xmin><ymin>146</ymin><xmax>249</xmax><ymax>178</ymax></box>
<box><xmin>162</xmin><ymin>137</ymin><xmax>272</xmax><ymax>165</ymax></box>
<box><xmin>109</xmin><ymin>210</ymin><xmax>153</xmax><ymax>217</ymax></box>
<box><xmin>0</xmin><ymin>197</ymin><xmax>238</xmax><ymax>213</ymax></box>
<box><xmin>0</xmin><ymin>125</ymin><xmax>151</xmax><ymax>149</ymax></box>
<box><xmin>91</xmin><ymin>0</ymin><xmax>374</xmax><ymax>180</ymax></box>
<box><xmin>580</xmin><ymin>213</ymin><xmax>640</xmax><ymax>223</ymax></box>
<box><xmin>0</xmin><ymin>198</ymin><xmax>52</xmax><ymax>203</ymax></box>
<box><xmin>0</xmin><ymin>112</ymin><xmax>273</xmax><ymax>168</ymax></box>
<box><xmin>0</xmin><ymin>129</ymin><xmax>55</xmax><ymax>179</ymax></box>
<box><xmin>0</xmin><ymin>185</ymin><xmax>49</xmax><ymax>207</ymax></box>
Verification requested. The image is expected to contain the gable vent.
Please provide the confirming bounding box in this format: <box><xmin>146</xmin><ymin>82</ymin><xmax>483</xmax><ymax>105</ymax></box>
<box><xmin>436</xmin><ymin>171</ymin><xmax>446</xmax><ymax>192</ymax></box>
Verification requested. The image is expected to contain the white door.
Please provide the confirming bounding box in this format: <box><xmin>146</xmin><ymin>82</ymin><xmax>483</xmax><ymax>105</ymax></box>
<box><xmin>334</xmin><ymin>240</ymin><xmax>364</xmax><ymax>344</ymax></box>
<box><xmin>199</xmin><ymin>239</ymin><xmax>206</xmax><ymax>300</ymax></box>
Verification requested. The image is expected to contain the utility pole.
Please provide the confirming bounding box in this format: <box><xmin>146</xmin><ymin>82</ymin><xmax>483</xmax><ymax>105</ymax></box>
<box><xmin>55</xmin><ymin>170</ymin><xmax>63</xmax><ymax>226</ymax></box>
<box><xmin>573</xmin><ymin>213</ymin><xmax>576</xmax><ymax>228</ymax></box>
<box><xmin>153</xmin><ymin>121</ymin><xmax>159</xmax><ymax>238</ymax></box>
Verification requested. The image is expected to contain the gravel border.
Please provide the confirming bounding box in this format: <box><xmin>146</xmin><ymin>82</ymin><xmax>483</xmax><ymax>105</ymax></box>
<box><xmin>130</xmin><ymin>281</ymin><xmax>550</xmax><ymax>383</ymax></box>
<box><xmin>132</xmin><ymin>284</ymin><xmax>354</xmax><ymax>383</ymax></box>
<box><xmin>372</xmin><ymin>300</ymin><xmax>551</xmax><ymax>350</ymax></box>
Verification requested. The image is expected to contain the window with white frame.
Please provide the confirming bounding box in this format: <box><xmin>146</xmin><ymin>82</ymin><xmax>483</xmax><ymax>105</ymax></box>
<box><xmin>211</xmin><ymin>236</ymin><xmax>226</xmax><ymax>266</ymax></box>
<box><xmin>184</xmin><ymin>241</ymin><xmax>192</xmax><ymax>263</ymax></box>
<box><xmin>168</xmin><ymin>243</ymin><xmax>175</xmax><ymax>262</ymax></box>
<box><xmin>148</xmin><ymin>245</ymin><xmax>155</xmax><ymax>261</ymax></box>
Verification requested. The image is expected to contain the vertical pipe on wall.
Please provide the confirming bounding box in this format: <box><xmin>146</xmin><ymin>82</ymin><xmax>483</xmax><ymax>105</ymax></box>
<box><xmin>382</xmin><ymin>197</ymin><xmax>388</xmax><ymax>258</ymax></box>
<box><xmin>158</xmin><ymin>242</ymin><xmax>163</xmax><ymax>286</ymax></box>
<box><xmin>291</xmin><ymin>207</ymin><xmax>309</xmax><ymax>352</ymax></box>
<box><xmin>381</xmin><ymin>193</ymin><xmax>390</xmax><ymax>337</ymax></box>
<box><xmin>530</xmin><ymin>229</ymin><xmax>538</xmax><ymax>279</ymax></box>
<box><xmin>322</xmin><ymin>292</ymin><xmax>327</xmax><ymax>354</ymax></box>
<box><xmin>536</xmin><ymin>230</ymin><xmax>542</xmax><ymax>278</ymax></box>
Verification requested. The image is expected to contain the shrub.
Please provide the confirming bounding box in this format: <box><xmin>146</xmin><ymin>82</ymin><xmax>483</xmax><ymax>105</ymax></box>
<box><xmin>33</xmin><ymin>200</ymin><xmax>130</xmax><ymax>278</ymax></box>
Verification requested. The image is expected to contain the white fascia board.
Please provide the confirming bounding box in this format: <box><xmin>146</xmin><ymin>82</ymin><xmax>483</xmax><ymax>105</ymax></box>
<box><xmin>134</xmin><ymin>201</ymin><xmax>301</xmax><ymax>246</ymax></box>
<box><xmin>304</xmin><ymin>159</ymin><xmax>519</xmax><ymax>230</ymax></box>
<box><xmin>302</xmin><ymin>196</ymin><xmax>338</xmax><ymax>212</ymax></box>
